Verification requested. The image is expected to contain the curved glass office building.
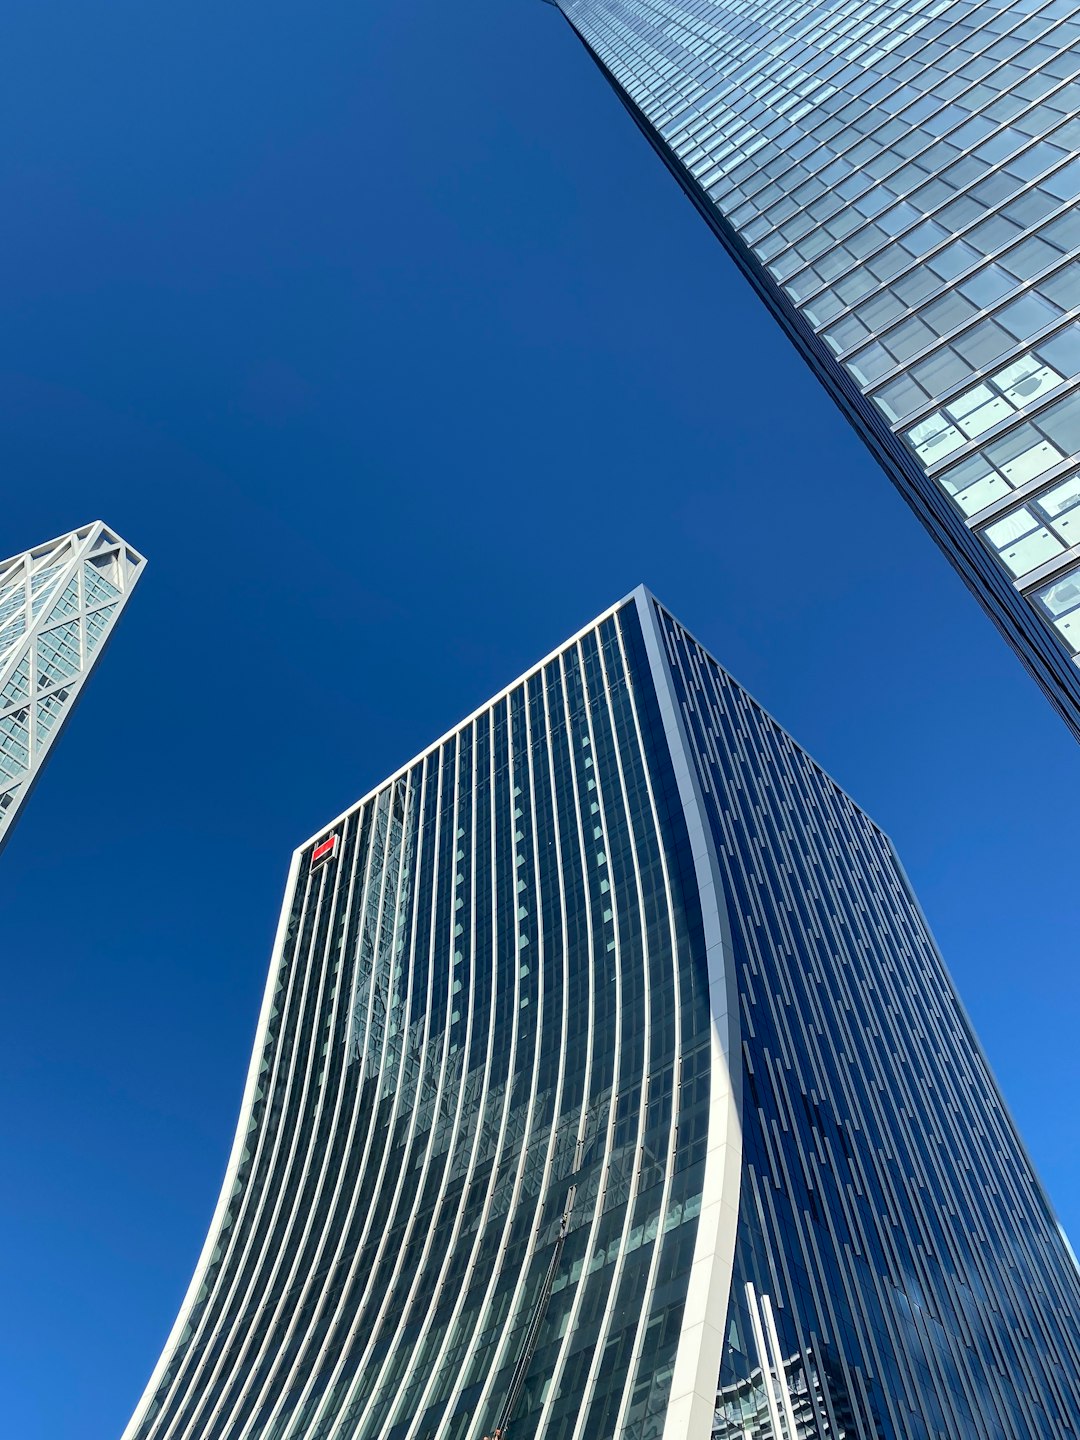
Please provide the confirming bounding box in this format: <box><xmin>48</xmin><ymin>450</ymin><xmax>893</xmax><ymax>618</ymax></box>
<box><xmin>543</xmin><ymin>0</ymin><xmax>1080</xmax><ymax>738</ymax></box>
<box><xmin>125</xmin><ymin>591</ymin><xmax>1080</xmax><ymax>1440</ymax></box>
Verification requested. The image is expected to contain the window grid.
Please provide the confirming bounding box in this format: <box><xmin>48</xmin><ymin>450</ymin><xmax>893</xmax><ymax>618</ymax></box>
<box><xmin>557</xmin><ymin>0</ymin><xmax>1080</xmax><ymax>687</ymax></box>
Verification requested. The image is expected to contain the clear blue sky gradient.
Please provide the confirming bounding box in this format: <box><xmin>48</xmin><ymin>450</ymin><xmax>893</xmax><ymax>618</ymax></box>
<box><xmin>2</xmin><ymin>2</ymin><xmax>1077</xmax><ymax>1436</ymax></box>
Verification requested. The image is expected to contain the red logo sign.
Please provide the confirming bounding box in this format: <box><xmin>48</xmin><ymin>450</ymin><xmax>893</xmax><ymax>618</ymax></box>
<box><xmin>311</xmin><ymin>833</ymin><xmax>338</xmax><ymax>869</ymax></box>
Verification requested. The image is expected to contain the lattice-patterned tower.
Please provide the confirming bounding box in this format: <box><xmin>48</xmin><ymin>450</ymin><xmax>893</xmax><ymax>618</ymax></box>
<box><xmin>123</xmin><ymin>589</ymin><xmax>1080</xmax><ymax>1440</ymax></box>
<box><xmin>0</xmin><ymin>522</ymin><xmax>145</xmax><ymax>852</ymax></box>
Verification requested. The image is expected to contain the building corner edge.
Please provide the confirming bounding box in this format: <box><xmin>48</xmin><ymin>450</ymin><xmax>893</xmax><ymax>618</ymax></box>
<box><xmin>119</xmin><ymin>846</ymin><xmax>306</xmax><ymax>1440</ymax></box>
<box><xmin>631</xmin><ymin>587</ymin><xmax>742</xmax><ymax>1440</ymax></box>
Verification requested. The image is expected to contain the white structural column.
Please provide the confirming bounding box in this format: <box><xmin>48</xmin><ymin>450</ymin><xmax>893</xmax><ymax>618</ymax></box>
<box><xmin>634</xmin><ymin>587</ymin><xmax>744</xmax><ymax>1440</ymax></box>
<box><xmin>0</xmin><ymin>521</ymin><xmax>145</xmax><ymax>852</ymax></box>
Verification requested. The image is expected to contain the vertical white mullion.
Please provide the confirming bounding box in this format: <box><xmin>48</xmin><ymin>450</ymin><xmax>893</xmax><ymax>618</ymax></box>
<box><xmin>433</xmin><ymin>697</ymin><xmax>516</xmax><ymax>1423</ymax></box>
<box><xmin>341</xmin><ymin>796</ymin><xmax>384</xmax><ymax>1061</ymax></box>
<box><xmin>524</xmin><ymin>647</ymin><xmax>603</xmax><ymax>1427</ymax></box>
<box><xmin>23</xmin><ymin>554</ymin><xmax>36</xmax><ymax>773</ymax></box>
<box><xmin>398</xmin><ymin>718</ymin><xmax>490</xmax><ymax>1434</ymax></box>
<box><xmin>558</xmin><ymin>634</ymin><xmax>627</xmax><ymax>1440</ymax></box>
<box><xmin>185</xmin><ymin>828</ymin><xmax>353</xmax><ymax>1440</ymax></box>
<box><xmin>158</xmin><ymin>859</ymin><xmax>325</xmax><ymax>1440</ymax></box>
<box><xmin>401</xmin><ymin>716</ymin><xmax>518</xmax><ymax>1436</ymax></box>
<box><xmin>317</xmin><ymin>740</ymin><xmax>453</xmax><ymax>1431</ymax></box>
<box><xmin>566</xmin><ymin>626</ymin><xmax>658</xmax><ymax>1440</ymax></box>
<box><xmin>770</xmin><ymin>772</ymin><xmax>935</xmax><ymax>1410</ymax></box>
<box><xmin>121</xmin><ymin>846</ymin><xmax>305</xmax><ymax>1440</ymax></box>
<box><xmin>441</xmin><ymin>691</ymin><xmax>536</xmax><ymax>1434</ymax></box>
<box><xmin>455</xmin><ymin>675</ymin><xmax>563</xmax><ymax>1437</ymax></box>
<box><xmin>635</xmin><ymin>594</ymin><xmax>744</xmax><ymax>1440</ymax></box>
<box><xmin>293</xmin><ymin>762</ymin><xmax>433</xmax><ymax>1440</ymax></box>
<box><xmin>351</xmin><ymin>793</ymin><xmax>393</xmax><ymax>1072</ymax></box>
<box><xmin>558</xmin><ymin>648</ymin><xmax>597</xmax><ymax>1168</ymax></box>
<box><xmin>530</xmin><ymin>660</ymin><xmax>575</xmax><ymax>1338</ymax></box>
<box><xmin>597</xmin><ymin>619</ymin><xmax>686</xmax><ymax>1440</ymax></box>
<box><xmin>13</xmin><ymin>550</ymin><xmax>70</xmax><ymax>812</ymax></box>
<box><xmin>761</xmin><ymin>1292</ymin><xmax>800</xmax><ymax>1440</ymax></box>
<box><xmin>74</xmin><ymin>527</ymin><xmax>88</xmax><ymax>670</ymax></box>
<box><xmin>148</xmin><ymin>859</ymin><xmax>322</xmax><ymax>1440</ymax></box>
<box><xmin>358</xmin><ymin>792</ymin><xmax>398</xmax><ymax>1075</ymax></box>
<box><xmin>542</xmin><ymin>664</ymin><xmax>572</xmax><ymax>1076</ymax></box>
<box><xmin>377</xmin><ymin>734</ymin><xmax>485</xmax><ymax>1433</ymax></box>
<box><xmin>214</xmin><ymin>804</ymin><xmax>373</xmax><ymax>1437</ymax></box>
<box><xmin>302</xmin><ymin>753</ymin><xmax>444</xmax><ymax>1434</ymax></box>
<box><xmin>246</xmin><ymin>786</ymin><xmax>408</xmax><ymax>1438</ymax></box>
<box><xmin>745</xmin><ymin>1282</ymin><xmax>788</xmax><ymax>1440</ymax></box>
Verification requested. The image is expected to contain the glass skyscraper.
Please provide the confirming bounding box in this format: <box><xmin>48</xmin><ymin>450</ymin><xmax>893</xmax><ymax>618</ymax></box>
<box><xmin>542</xmin><ymin>0</ymin><xmax>1080</xmax><ymax>736</ymax></box>
<box><xmin>124</xmin><ymin>589</ymin><xmax>1079</xmax><ymax>1440</ymax></box>
<box><xmin>0</xmin><ymin>521</ymin><xmax>145</xmax><ymax>853</ymax></box>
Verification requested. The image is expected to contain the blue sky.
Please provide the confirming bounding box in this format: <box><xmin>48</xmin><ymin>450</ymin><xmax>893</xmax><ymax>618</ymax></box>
<box><xmin>1</xmin><ymin>2</ymin><xmax>1078</xmax><ymax>1436</ymax></box>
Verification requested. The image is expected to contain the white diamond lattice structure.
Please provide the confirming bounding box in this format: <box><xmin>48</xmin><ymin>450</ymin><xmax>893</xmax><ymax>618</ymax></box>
<box><xmin>0</xmin><ymin>521</ymin><xmax>146</xmax><ymax>852</ymax></box>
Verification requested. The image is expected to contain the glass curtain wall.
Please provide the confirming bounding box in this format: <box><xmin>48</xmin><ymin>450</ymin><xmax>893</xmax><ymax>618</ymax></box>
<box><xmin>550</xmin><ymin>0</ymin><xmax>1080</xmax><ymax>734</ymax></box>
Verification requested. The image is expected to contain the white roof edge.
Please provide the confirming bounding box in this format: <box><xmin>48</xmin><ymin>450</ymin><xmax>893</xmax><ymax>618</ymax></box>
<box><xmin>295</xmin><ymin>587</ymin><xmax>642</xmax><ymax>853</ymax></box>
<box><xmin>637</xmin><ymin>588</ymin><xmax>893</xmax><ymax>841</ymax></box>
<box><xmin>1</xmin><ymin>521</ymin><xmax>148</xmax><ymax>572</ymax></box>
<box><xmin>296</xmin><ymin>582</ymin><xmax>890</xmax><ymax>855</ymax></box>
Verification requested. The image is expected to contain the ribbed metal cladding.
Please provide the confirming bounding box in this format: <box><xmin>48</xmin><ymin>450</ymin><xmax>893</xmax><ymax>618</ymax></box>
<box><xmin>123</xmin><ymin>590</ymin><xmax>1080</xmax><ymax>1440</ymax></box>
<box><xmin>125</xmin><ymin>599</ymin><xmax>715</xmax><ymax>1440</ymax></box>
